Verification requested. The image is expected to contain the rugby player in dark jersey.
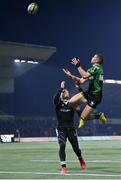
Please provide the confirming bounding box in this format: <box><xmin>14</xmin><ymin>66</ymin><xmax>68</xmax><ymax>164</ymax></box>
<box><xmin>63</xmin><ymin>54</ymin><xmax>107</xmax><ymax>128</ymax></box>
<box><xmin>54</xmin><ymin>81</ymin><xmax>86</xmax><ymax>174</ymax></box>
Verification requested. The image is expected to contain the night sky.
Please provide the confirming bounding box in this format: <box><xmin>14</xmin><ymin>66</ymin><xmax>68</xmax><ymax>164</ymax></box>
<box><xmin>0</xmin><ymin>0</ymin><xmax>121</xmax><ymax>116</ymax></box>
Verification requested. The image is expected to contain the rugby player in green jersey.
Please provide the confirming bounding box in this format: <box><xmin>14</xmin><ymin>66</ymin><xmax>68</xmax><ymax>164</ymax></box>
<box><xmin>63</xmin><ymin>54</ymin><xmax>107</xmax><ymax>128</ymax></box>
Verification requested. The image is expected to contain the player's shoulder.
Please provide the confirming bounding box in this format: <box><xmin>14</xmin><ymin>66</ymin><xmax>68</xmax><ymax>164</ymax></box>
<box><xmin>93</xmin><ymin>64</ymin><xmax>103</xmax><ymax>71</ymax></box>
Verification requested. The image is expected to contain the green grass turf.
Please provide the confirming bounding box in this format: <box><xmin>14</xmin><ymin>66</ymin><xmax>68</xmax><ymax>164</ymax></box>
<box><xmin>0</xmin><ymin>140</ymin><xmax>121</xmax><ymax>179</ymax></box>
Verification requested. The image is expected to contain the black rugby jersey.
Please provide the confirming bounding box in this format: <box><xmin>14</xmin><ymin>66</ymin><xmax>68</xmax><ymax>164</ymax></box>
<box><xmin>54</xmin><ymin>89</ymin><xmax>74</xmax><ymax>128</ymax></box>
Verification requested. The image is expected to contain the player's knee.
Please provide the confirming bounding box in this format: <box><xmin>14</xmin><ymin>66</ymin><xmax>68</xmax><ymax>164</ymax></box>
<box><xmin>70</xmin><ymin>93</ymin><xmax>83</xmax><ymax>104</ymax></box>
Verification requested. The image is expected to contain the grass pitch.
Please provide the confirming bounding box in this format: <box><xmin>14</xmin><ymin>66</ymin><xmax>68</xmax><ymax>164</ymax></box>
<box><xmin>0</xmin><ymin>140</ymin><xmax>121</xmax><ymax>179</ymax></box>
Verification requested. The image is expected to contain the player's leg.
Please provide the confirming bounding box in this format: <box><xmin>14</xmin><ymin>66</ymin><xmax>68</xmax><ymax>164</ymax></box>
<box><xmin>78</xmin><ymin>94</ymin><xmax>107</xmax><ymax>127</ymax></box>
<box><xmin>69</xmin><ymin>92</ymin><xmax>87</xmax><ymax>109</ymax></box>
<box><xmin>79</xmin><ymin>104</ymin><xmax>94</xmax><ymax>127</ymax></box>
<box><xmin>88</xmin><ymin>112</ymin><xmax>107</xmax><ymax>124</ymax></box>
<box><xmin>56</xmin><ymin>129</ymin><xmax>68</xmax><ymax>173</ymax></box>
<box><xmin>77</xmin><ymin>107</ymin><xmax>107</xmax><ymax>125</ymax></box>
<box><xmin>67</xmin><ymin>129</ymin><xmax>86</xmax><ymax>169</ymax></box>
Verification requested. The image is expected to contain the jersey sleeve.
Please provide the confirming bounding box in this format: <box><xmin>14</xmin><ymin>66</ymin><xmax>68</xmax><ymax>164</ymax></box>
<box><xmin>87</xmin><ymin>65</ymin><xmax>100</xmax><ymax>76</ymax></box>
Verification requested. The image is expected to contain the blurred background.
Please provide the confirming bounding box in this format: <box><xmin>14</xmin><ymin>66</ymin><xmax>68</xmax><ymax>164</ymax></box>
<box><xmin>0</xmin><ymin>0</ymin><xmax>121</xmax><ymax>139</ymax></box>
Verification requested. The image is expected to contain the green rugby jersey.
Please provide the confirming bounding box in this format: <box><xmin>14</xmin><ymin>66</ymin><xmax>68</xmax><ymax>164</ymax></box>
<box><xmin>87</xmin><ymin>64</ymin><xmax>104</xmax><ymax>96</ymax></box>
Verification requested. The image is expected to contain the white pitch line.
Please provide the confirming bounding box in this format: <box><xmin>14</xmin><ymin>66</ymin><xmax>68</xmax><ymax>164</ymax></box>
<box><xmin>0</xmin><ymin>171</ymin><xmax>121</xmax><ymax>177</ymax></box>
<box><xmin>30</xmin><ymin>159</ymin><xmax>121</xmax><ymax>163</ymax></box>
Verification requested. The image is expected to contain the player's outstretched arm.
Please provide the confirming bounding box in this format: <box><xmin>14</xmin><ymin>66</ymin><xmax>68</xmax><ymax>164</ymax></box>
<box><xmin>62</xmin><ymin>68</ymin><xmax>80</xmax><ymax>82</ymax></box>
<box><xmin>71</xmin><ymin>57</ymin><xmax>90</xmax><ymax>78</ymax></box>
<box><xmin>54</xmin><ymin>81</ymin><xmax>65</xmax><ymax>105</ymax></box>
<box><xmin>60</xmin><ymin>80</ymin><xmax>65</xmax><ymax>89</ymax></box>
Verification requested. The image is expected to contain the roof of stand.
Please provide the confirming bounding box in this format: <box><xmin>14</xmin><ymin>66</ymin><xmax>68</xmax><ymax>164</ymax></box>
<box><xmin>0</xmin><ymin>41</ymin><xmax>56</xmax><ymax>77</ymax></box>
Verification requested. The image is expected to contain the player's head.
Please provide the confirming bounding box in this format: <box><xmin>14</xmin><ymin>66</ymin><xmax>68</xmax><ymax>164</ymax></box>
<box><xmin>91</xmin><ymin>54</ymin><xmax>103</xmax><ymax>65</ymax></box>
<box><xmin>61</xmin><ymin>88</ymin><xmax>70</xmax><ymax>99</ymax></box>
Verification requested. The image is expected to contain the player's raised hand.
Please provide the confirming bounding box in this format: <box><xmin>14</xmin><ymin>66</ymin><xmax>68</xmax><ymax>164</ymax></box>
<box><xmin>62</xmin><ymin>68</ymin><xmax>72</xmax><ymax>78</ymax></box>
<box><xmin>71</xmin><ymin>57</ymin><xmax>80</xmax><ymax>67</ymax></box>
<box><xmin>61</xmin><ymin>81</ymin><xmax>65</xmax><ymax>89</ymax></box>
<box><xmin>75</xmin><ymin>80</ymin><xmax>81</xmax><ymax>89</ymax></box>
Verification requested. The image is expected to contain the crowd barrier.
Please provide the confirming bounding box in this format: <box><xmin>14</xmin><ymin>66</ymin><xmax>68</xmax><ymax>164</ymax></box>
<box><xmin>13</xmin><ymin>135</ymin><xmax>121</xmax><ymax>143</ymax></box>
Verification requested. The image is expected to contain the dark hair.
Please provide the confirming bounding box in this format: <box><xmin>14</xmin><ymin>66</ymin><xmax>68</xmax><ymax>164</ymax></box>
<box><xmin>96</xmin><ymin>54</ymin><xmax>104</xmax><ymax>64</ymax></box>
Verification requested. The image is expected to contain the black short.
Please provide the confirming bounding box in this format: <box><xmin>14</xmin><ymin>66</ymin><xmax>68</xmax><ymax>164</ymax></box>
<box><xmin>83</xmin><ymin>92</ymin><xmax>102</xmax><ymax>108</ymax></box>
<box><xmin>56</xmin><ymin>127</ymin><xmax>77</xmax><ymax>144</ymax></box>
